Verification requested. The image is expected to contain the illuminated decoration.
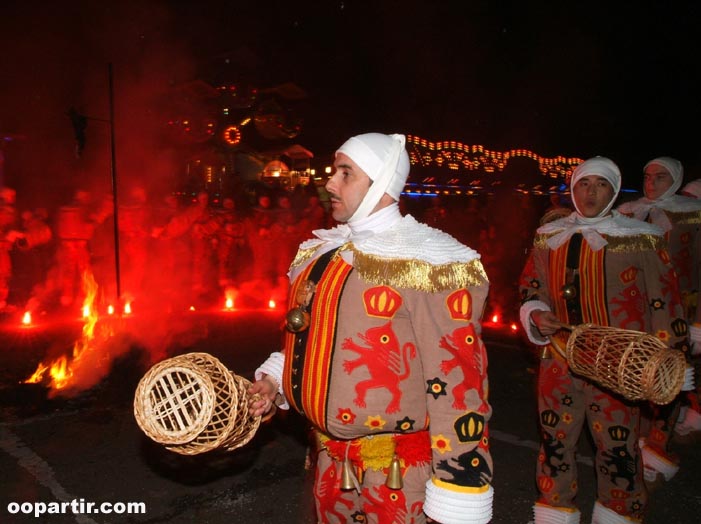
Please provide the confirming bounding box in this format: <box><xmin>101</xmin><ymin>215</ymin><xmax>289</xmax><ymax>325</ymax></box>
<box><xmin>223</xmin><ymin>125</ymin><xmax>242</xmax><ymax>146</ymax></box>
<box><xmin>262</xmin><ymin>160</ymin><xmax>290</xmax><ymax>178</ymax></box>
<box><xmin>22</xmin><ymin>311</ymin><xmax>32</xmax><ymax>326</ymax></box>
<box><xmin>402</xmin><ymin>135</ymin><xmax>585</xmax><ymax>196</ymax></box>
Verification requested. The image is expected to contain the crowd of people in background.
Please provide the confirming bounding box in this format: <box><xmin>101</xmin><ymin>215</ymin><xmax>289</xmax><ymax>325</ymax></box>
<box><xmin>0</xmin><ymin>180</ymin><xmax>553</xmax><ymax>323</ymax></box>
<box><xmin>0</xmin><ymin>182</ymin><xmax>332</xmax><ymax>316</ymax></box>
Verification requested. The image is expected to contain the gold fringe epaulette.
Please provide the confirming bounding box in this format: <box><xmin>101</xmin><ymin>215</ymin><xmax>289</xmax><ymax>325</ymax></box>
<box><xmin>534</xmin><ymin>233</ymin><xmax>664</xmax><ymax>252</ymax></box>
<box><xmin>664</xmin><ymin>209</ymin><xmax>701</xmax><ymax>225</ymax></box>
<box><xmin>290</xmin><ymin>245</ymin><xmax>321</xmax><ymax>269</ymax></box>
<box><xmin>350</xmin><ymin>246</ymin><xmax>488</xmax><ymax>292</ymax></box>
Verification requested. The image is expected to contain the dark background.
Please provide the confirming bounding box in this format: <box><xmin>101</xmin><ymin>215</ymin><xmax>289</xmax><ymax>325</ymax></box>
<box><xmin>1</xmin><ymin>0</ymin><xmax>700</xmax><ymax>207</ymax></box>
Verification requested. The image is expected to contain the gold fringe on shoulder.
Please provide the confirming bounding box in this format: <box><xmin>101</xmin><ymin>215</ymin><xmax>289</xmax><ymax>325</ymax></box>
<box><xmin>290</xmin><ymin>245</ymin><xmax>320</xmax><ymax>269</ymax></box>
<box><xmin>534</xmin><ymin>233</ymin><xmax>663</xmax><ymax>252</ymax></box>
<box><xmin>601</xmin><ymin>234</ymin><xmax>664</xmax><ymax>252</ymax></box>
<box><xmin>350</xmin><ymin>247</ymin><xmax>488</xmax><ymax>292</ymax></box>
<box><xmin>665</xmin><ymin>209</ymin><xmax>701</xmax><ymax>225</ymax></box>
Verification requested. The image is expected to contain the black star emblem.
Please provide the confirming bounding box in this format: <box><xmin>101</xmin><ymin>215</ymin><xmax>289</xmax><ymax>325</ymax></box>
<box><xmin>426</xmin><ymin>377</ymin><xmax>448</xmax><ymax>399</ymax></box>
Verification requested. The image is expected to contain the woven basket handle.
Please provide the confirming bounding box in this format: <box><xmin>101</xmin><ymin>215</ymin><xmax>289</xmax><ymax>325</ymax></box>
<box><xmin>547</xmin><ymin>322</ymin><xmax>576</xmax><ymax>359</ymax></box>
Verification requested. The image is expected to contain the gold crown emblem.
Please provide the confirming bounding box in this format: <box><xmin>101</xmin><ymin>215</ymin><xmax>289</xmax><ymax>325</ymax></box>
<box><xmin>540</xmin><ymin>409</ymin><xmax>560</xmax><ymax>428</ymax></box>
<box><xmin>672</xmin><ymin>317</ymin><xmax>688</xmax><ymax>337</ymax></box>
<box><xmin>619</xmin><ymin>266</ymin><xmax>638</xmax><ymax>284</ymax></box>
<box><xmin>446</xmin><ymin>289</ymin><xmax>473</xmax><ymax>320</ymax></box>
<box><xmin>363</xmin><ymin>286</ymin><xmax>402</xmax><ymax>318</ymax></box>
<box><xmin>454</xmin><ymin>412</ymin><xmax>485</xmax><ymax>443</ymax></box>
<box><xmin>608</xmin><ymin>425</ymin><xmax>629</xmax><ymax>441</ymax></box>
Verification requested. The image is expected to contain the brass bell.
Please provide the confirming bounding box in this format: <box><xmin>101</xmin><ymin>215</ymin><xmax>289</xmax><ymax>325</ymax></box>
<box><xmin>285</xmin><ymin>307</ymin><xmax>310</xmax><ymax>333</ymax></box>
<box><xmin>340</xmin><ymin>458</ymin><xmax>357</xmax><ymax>491</ymax></box>
<box><xmin>385</xmin><ymin>455</ymin><xmax>403</xmax><ymax>490</ymax></box>
<box><xmin>561</xmin><ymin>283</ymin><xmax>577</xmax><ymax>301</ymax></box>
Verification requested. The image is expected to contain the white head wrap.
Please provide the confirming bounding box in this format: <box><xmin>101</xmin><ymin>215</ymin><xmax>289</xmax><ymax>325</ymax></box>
<box><xmin>615</xmin><ymin>156</ymin><xmax>701</xmax><ymax>231</ymax></box>
<box><xmin>539</xmin><ymin>157</ymin><xmax>622</xmax><ymax>251</ymax></box>
<box><xmin>570</xmin><ymin>156</ymin><xmax>621</xmax><ymax>218</ymax></box>
<box><xmin>682</xmin><ymin>179</ymin><xmax>701</xmax><ymax>199</ymax></box>
<box><xmin>335</xmin><ymin>133</ymin><xmax>410</xmax><ymax>222</ymax></box>
<box><xmin>644</xmin><ymin>156</ymin><xmax>683</xmax><ymax>200</ymax></box>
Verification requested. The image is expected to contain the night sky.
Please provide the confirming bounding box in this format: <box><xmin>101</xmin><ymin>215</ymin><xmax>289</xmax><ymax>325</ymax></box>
<box><xmin>1</xmin><ymin>0</ymin><xmax>701</xmax><ymax>207</ymax></box>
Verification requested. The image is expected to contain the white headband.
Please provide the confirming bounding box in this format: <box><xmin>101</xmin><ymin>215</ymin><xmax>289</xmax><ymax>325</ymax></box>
<box><xmin>571</xmin><ymin>156</ymin><xmax>621</xmax><ymax>217</ymax></box>
<box><xmin>335</xmin><ymin>133</ymin><xmax>410</xmax><ymax>222</ymax></box>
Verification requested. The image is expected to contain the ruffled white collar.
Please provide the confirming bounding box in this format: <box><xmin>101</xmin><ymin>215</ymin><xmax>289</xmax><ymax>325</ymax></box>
<box><xmin>618</xmin><ymin>194</ymin><xmax>701</xmax><ymax>231</ymax></box>
<box><xmin>538</xmin><ymin>210</ymin><xmax>663</xmax><ymax>251</ymax></box>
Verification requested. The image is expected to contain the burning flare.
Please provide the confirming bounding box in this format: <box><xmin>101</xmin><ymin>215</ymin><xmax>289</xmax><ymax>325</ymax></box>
<box><xmin>24</xmin><ymin>270</ymin><xmax>112</xmax><ymax>394</ymax></box>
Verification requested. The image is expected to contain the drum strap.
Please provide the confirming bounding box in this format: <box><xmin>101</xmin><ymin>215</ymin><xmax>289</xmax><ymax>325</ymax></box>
<box><xmin>564</xmin><ymin>233</ymin><xmax>583</xmax><ymax>324</ymax></box>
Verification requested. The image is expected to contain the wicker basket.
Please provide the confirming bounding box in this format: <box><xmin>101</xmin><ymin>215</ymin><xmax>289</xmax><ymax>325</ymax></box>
<box><xmin>133</xmin><ymin>352</ymin><xmax>261</xmax><ymax>455</ymax></box>
<box><xmin>552</xmin><ymin>324</ymin><xmax>686</xmax><ymax>405</ymax></box>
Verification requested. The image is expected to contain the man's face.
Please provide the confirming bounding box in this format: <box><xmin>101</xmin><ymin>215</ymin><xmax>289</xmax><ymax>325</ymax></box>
<box><xmin>643</xmin><ymin>164</ymin><xmax>674</xmax><ymax>200</ymax></box>
<box><xmin>325</xmin><ymin>152</ymin><xmax>372</xmax><ymax>222</ymax></box>
<box><xmin>572</xmin><ymin>175</ymin><xmax>614</xmax><ymax>218</ymax></box>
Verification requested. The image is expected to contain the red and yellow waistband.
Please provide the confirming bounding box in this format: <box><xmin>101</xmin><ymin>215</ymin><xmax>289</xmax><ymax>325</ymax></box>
<box><xmin>315</xmin><ymin>430</ymin><xmax>431</xmax><ymax>471</ymax></box>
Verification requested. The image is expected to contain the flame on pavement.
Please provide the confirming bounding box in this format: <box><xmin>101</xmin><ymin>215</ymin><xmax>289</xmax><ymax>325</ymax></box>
<box><xmin>23</xmin><ymin>270</ymin><xmax>113</xmax><ymax>393</ymax></box>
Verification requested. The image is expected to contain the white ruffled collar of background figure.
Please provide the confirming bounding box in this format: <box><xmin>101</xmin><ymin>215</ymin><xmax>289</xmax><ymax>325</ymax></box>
<box><xmin>620</xmin><ymin>193</ymin><xmax>701</xmax><ymax>214</ymax></box>
<box><xmin>539</xmin><ymin>210</ymin><xmax>663</xmax><ymax>251</ymax></box>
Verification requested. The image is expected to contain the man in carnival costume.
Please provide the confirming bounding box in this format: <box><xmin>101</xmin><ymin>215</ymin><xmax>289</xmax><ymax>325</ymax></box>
<box><xmin>617</xmin><ymin>157</ymin><xmax>701</xmax><ymax>478</ymax></box>
<box><xmin>249</xmin><ymin>132</ymin><xmax>494</xmax><ymax>524</ymax></box>
<box><xmin>519</xmin><ymin>157</ymin><xmax>692</xmax><ymax>524</ymax></box>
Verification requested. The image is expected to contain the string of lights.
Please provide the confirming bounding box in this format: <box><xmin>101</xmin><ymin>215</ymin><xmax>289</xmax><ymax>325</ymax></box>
<box><xmin>404</xmin><ymin>134</ymin><xmax>585</xmax><ymax>196</ymax></box>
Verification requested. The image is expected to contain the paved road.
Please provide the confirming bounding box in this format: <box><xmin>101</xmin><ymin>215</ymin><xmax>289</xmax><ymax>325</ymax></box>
<box><xmin>0</xmin><ymin>309</ymin><xmax>699</xmax><ymax>523</ymax></box>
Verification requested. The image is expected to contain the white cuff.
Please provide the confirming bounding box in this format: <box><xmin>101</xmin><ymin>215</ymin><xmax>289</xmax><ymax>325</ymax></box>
<box><xmin>640</xmin><ymin>442</ymin><xmax>679</xmax><ymax>481</ymax></box>
<box><xmin>423</xmin><ymin>479</ymin><xmax>493</xmax><ymax>524</ymax></box>
<box><xmin>533</xmin><ymin>502</ymin><xmax>581</xmax><ymax>524</ymax></box>
<box><xmin>255</xmin><ymin>352</ymin><xmax>289</xmax><ymax>410</ymax></box>
<box><xmin>689</xmin><ymin>324</ymin><xmax>701</xmax><ymax>343</ymax></box>
<box><xmin>682</xmin><ymin>365</ymin><xmax>695</xmax><ymax>391</ymax></box>
<box><xmin>520</xmin><ymin>300</ymin><xmax>551</xmax><ymax>345</ymax></box>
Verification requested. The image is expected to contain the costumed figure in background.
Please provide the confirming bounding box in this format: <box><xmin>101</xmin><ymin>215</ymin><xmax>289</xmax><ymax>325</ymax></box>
<box><xmin>12</xmin><ymin>207</ymin><xmax>53</xmax><ymax>306</ymax></box>
<box><xmin>118</xmin><ymin>186</ymin><xmax>152</xmax><ymax>304</ymax></box>
<box><xmin>680</xmin><ymin>179</ymin><xmax>701</xmax><ymax>199</ymax></box>
<box><xmin>55</xmin><ymin>189</ymin><xmax>95</xmax><ymax>307</ymax></box>
<box><xmin>214</xmin><ymin>197</ymin><xmax>247</xmax><ymax>289</ymax></box>
<box><xmin>272</xmin><ymin>192</ymin><xmax>301</xmax><ymax>295</ymax></box>
<box><xmin>0</xmin><ymin>187</ymin><xmax>20</xmax><ymax>310</ymax></box>
<box><xmin>153</xmin><ymin>191</ymin><xmax>212</xmax><ymax>306</ymax></box>
<box><xmin>245</xmin><ymin>191</ymin><xmax>278</xmax><ymax>292</ymax></box>
<box><xmin>248</xmin><ymin>133</ymin><xmax>494</xmax><ymax>524</ymax></box>
<box><xmin>189</xmin><ymin>190</ymin><xmax>219</xmax><ymax>299</ymax></box>
<box><xmin>617</xmin><ymin>157</ymin><xmax>701</xmax><ymax>476</ymax></box>
<box><xmin>518</xmin><ymin>157</ymin><xmax>691</xmax><ymax>524</ymax></box>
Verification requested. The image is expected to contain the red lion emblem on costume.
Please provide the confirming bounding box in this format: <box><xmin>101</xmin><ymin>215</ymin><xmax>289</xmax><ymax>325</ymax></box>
<box><xmin>342</xmin><ymin>321</ymin><xmax>417</xmax><ymax>414</ymax></box>
<box><xmin>439</xmin><ymin>323</ymin><xmax>487</xmax><ymax>410</ymax></box>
